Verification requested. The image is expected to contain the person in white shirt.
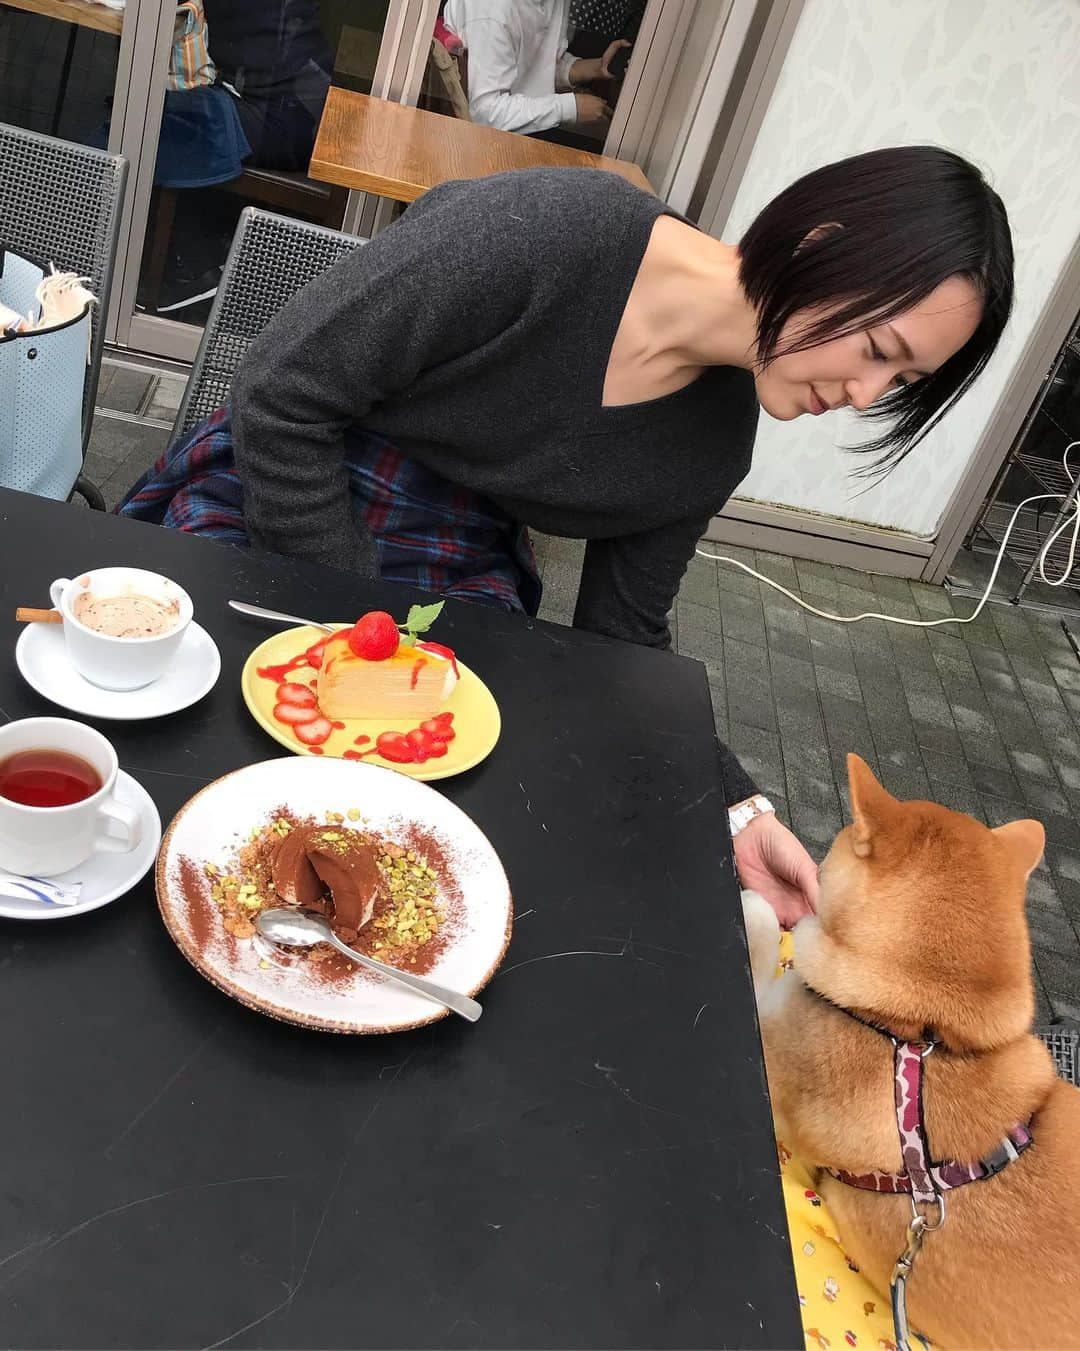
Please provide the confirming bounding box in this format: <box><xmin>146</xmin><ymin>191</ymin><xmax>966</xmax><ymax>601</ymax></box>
<box><xmin>441</xmin><ymin>0</ymin><xmax>628</xmax><ymax>136</ymax></box>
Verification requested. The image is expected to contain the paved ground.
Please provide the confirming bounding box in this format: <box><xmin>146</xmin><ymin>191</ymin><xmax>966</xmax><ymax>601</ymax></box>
<box><xmin>90</xmin><ymin>359</ymin><xmax>1080</xmax><ymax>1026</ymax></box>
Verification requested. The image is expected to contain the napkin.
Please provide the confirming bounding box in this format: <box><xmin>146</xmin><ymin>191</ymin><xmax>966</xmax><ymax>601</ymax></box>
<box><xmin>1</xmin><ymin>269</ymin><xmax>97</xmax><ymax>346</ymax></box>
<box><xmin>0</xmin><ymin>873</ymin><xmax>82</xmax><ymax>906</ymax></box>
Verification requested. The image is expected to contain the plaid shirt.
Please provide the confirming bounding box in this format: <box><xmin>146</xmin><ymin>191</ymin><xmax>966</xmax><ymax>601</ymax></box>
<box><xmin>118</xmin><ymin>408</ymin><xmax>542</xmax><ymax>615</ymax></box>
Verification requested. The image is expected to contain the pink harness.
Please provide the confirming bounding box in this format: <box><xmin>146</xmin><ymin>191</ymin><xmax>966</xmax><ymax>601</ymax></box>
<box><xmin>830</xmin><ymin>1037</ymin><xmax>1033</xmax><ymax>1202</ymax></box>
<box><xmin>805</xmin><ymin>988</ymin><xmax>1034</xmax><ymax>1351</ymax></box>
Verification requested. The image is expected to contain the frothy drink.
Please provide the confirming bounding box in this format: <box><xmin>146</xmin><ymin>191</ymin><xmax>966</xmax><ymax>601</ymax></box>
<box><xmin>73</xmin><ymin>590</ymin><xmax>180</xmax><ymax>639</ymax></box>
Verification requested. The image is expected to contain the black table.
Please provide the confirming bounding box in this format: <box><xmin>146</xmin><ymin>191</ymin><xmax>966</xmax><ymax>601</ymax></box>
<box><xmin>0</xmin><ymin>488</ymin><xmax>799</xmax><ymax>1350</ymax></box>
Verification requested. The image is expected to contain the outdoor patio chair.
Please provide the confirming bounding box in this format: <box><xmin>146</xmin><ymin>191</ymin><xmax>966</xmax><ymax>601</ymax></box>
<box><xmin>144</xmin><ymin>171</ymin><xmax>350</xmax><ymax>315</ymax></box>
<box><xmin>173</xmin><ymin>207</ymin><xmax>363</xmax><ymax>440</ymax></box>
<box><xmin>1035</xmin><ymin>1024</ymin><xmax>1079</xmax><ymax>1086</ymax></box>
<box><xmin>0</xmin><ymin>122</ymin><xmax>127</xmax><ymax>509</ymax></box>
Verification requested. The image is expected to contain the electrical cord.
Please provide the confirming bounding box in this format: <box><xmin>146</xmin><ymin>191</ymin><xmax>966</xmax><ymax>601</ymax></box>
<box><xmin>695</xmin><ymin>441</ymin><xmax>1080</xmax><ymax>628</ymax></box>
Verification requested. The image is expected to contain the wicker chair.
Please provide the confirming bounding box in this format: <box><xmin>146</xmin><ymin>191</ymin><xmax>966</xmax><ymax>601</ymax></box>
<box><xmin>173</xmin><ymin>206</ymin><xmax>363</xmax><ymax>439</ymax></box>
<box><xmin>0</xmin><ymin>122</ymin><xmax>127</xmax><ymax>509</ymax></box>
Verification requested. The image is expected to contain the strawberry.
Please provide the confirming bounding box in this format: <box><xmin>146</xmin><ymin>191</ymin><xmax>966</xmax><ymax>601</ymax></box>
<box><xmin>276</xmin><ymin>682</ymin><xmax>317</xmax><ymax>706</ymax></box>
<box><xmin>348</xmin><ymin>611</ymin><xmax>400</xmax><ymax>661</ymax></box>
<box><xmin>425</xmin><ymin>739</ymin><xmax>449</xmax><ymax>758</ymax></box>
<box><xmin>375</xmin><ymin>732</ymin><xmax>415</xmax><ymax>763</ymax></box>
<box><xmin>294</xmin><ymin>717</ymin><xmax>333</xmax><ymax>746</ymax></box>
<box><xmin>304</xmin><ymin>638</ymin><xmax>328</xmax><ymax>669</ymax></box>
<box><xmin>273</xmin><ymin>702</ymin><xmax>320</xmax><ymax>725</ymax></box>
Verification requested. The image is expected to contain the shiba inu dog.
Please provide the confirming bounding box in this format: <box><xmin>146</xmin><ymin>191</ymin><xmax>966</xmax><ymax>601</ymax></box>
<box><xmin>743</xmin><ymin>755</ymin><xmax>1080</xmax><ymax>1350</ymax></box>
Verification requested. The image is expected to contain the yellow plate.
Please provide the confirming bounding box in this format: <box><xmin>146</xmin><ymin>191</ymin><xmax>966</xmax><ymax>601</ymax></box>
<box><xmin>240</xmin><ymin>625</ymin><xmax>500</xmax><ymax>782</ymax></box>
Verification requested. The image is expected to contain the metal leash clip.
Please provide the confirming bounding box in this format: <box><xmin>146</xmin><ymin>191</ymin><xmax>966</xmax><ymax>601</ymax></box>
<box><xmin>891</xmin><ymin>1197</ymin><xmax>945</xmax><ymax>1351</ymax></box>
<box><xmin>892</xmin><ymin>1211</ymin><xmax>928</xmax><ymax>1287</ymax></box>
<box><xmin>891</xmin><ymin>1214</ymin><xmax>927</xmax><ymax>1351</ymax></box>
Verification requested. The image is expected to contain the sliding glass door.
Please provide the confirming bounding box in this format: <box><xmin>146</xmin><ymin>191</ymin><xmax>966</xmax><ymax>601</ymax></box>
<box><xmin>1</xmin><ymin>0</ymin><xmax>755</xmax><ymax>361</ymax></box>
<box><xmin>0</xmin><ymin>0</ymin><xmax>131</xmax><ymax>147</ymax></box>
<box><xmin>107</xmin><ymin>0</ymin><xmax>409</xmax><ymax>359</ymax></box>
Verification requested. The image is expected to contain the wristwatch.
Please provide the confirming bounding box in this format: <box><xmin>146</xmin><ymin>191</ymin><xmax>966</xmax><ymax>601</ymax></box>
<box><xmin>728</xmin><ymin>793</ymin><xmax>774</xmax><ymax>837</ymax></box>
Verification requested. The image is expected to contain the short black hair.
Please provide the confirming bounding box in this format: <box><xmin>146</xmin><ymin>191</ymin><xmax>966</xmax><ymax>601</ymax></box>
<box><xmin>738</xmin><ymin>146</ymin><xmax>1014</xmax><ymax>473</ymax></box>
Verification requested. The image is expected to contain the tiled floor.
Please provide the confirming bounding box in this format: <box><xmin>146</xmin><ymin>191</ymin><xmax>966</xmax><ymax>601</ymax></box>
<box><xmin>83</xmin><ymin>360</ymin><xmax>186</xmax><ymax>510</ymax></box>
<box><xmin>91</xmin><ymin>359</ymin><xmax>1080</xmax><ymax>1024</ymax></box>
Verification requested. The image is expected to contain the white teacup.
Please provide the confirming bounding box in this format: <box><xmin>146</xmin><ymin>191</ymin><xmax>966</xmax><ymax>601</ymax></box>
<box><xmin>50</xmin><ymin>566</ymin><xmax>192</xmax><ymax>691</ymax></box>
<box><xmin>0</xmin><ymin>718</ymin><xmax>142</xmax><ymax>876</ymax></box>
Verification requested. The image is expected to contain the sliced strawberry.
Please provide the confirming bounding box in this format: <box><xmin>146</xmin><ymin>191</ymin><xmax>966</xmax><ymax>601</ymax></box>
<box><xmin>276</xmin><ymin>682</ymin><xmax>317</xmax><ymax>706</ymax></box>
<box><xmin>294</xmin><ymin>716</ymin><xmax>334</xmax><ymax>746</ymax></box>
<box><xmin>273</xmin><ymin>702</ymin><xmax>320</xmax><ymax>725</ymax></box>
<box><xmin>304</xmin><ymin>639</ymin><xmax>328</xmax><ymax>670</ymax></box>
<box><xmin>375</xmin><ymin>731</ymin><xmax>415</xmax><ymax>763</ymax></box>
<box><xmin>425</xmin><ymin>739</ymin><xmax>449</xmax><ymax>758</ymax></box>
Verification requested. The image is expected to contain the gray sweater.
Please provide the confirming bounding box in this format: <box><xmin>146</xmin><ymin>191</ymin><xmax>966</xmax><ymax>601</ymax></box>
<box><xmin>232</xmin><ymin>167</ymin><xmax>761</xmax><ymax>805</ymax></box>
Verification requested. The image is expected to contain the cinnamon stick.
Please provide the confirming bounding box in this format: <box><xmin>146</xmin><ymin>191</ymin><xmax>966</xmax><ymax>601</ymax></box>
<box><xmin>16</xmin><ymin>607</ymin><xmax>62</xmax><ymax>624</ymax></box>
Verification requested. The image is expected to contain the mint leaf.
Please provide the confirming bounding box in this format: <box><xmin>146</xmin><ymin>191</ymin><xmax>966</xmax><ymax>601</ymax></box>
<box><xmin>404</xmin><ymin>601</ymin><xmax>444</xmax><ymax>636</ymax></box>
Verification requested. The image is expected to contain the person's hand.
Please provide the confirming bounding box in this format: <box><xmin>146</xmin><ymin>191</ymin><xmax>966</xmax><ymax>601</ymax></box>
<box><xmin>732</xmin><ymin>811</ymin><xmax>819</xmax><ymax>929</ymax></box>
<box><xmin>574</xmin><ymin>92</ymin><xmax>612</xmax><ymax>123</ymax></box>
<box><xmin>598</xmin><ymin>38</ymin><xmax>631</xmax><ymax>78</ymax></box>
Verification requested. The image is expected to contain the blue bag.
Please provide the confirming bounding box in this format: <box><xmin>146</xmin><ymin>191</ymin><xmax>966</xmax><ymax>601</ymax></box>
<box><xmin>0</xmin><ymin>247</ymin><xmax>90</xmax><ymax>500</ymax></box>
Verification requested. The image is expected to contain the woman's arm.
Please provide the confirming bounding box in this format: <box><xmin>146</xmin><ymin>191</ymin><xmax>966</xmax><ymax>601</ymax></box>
<box><xmin>573</xmin><ymin>515</ymin><xmax>709</xmax><ymax>651</ymax></box>
<box><xmin>231</xmin><ymin>179</ymin><xmax>531</xmax><ymax>576</ymax></box>
<box><xmin>575</xmin><ymin>519</ymin><xmax>819</xmax><ymax>921</ymax></box>
<box><xmin>572</xmin><ymin>516</ymin><xmax>757</xmax><ymax>805</ymax></box>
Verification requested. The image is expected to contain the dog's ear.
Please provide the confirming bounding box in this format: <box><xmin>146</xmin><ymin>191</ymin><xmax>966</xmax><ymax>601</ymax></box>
<box><xmin>846</xmin><ymin>753</ymin><xmax>898</xmax><ymax>858</ymax></box>
<box><xmin>992</xmin><ymin>818</ymin><xmax>1045</xmax><ymax>879</ymax></box>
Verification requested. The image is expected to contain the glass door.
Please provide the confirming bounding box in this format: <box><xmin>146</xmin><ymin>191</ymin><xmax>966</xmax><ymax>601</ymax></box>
<box><xmin>407</xmin><ymin>0</ymin><xmax>754</xmax><ymax>216</ymax></box>
<box><xmin>415</xmin><ymin>0</ymin><xmax>650</xmax><ymax>153</ymax></box>
<box><xmin>111</xmin><ymin>0</ymin><xmax>408</xmax><ymax>359</ymax></box>
<box><xmin>102</xmin><ymin>0</ymin><xmax>758</xmax><ymax>359</ymax></box>
<box><xmin>0</xmin><ymin>0</ymin><xmax>133</xmax><ymax>149</ymax></box>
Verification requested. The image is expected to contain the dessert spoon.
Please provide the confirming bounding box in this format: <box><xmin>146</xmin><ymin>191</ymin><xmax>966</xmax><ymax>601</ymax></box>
<box><xmin>255</xmin><ymin>908</ymin><xmax>482</xmax><ymax>1022</ymax></box>
<box><xmin>228</xmin><ymin>600</ymin><xmax>335</xmax><ymax>633</ymax></box>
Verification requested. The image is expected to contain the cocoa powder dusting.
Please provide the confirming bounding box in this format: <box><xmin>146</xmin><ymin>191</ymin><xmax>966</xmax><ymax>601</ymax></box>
<box><xmin>185</xmin><ymin>804</ymin><xmax>464</xmax><ymax>987</ymax></box>
<box><xmin>177</xmin><ymin>854</ymin><xmax>235</xmax><ymax>960</ymax></box>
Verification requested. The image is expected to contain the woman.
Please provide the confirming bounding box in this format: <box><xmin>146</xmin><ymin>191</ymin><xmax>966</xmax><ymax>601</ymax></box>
<box><xmin>121</xmin><ymin>146</ymin><xmax>1014</xmax><ymax>925</ymax></box>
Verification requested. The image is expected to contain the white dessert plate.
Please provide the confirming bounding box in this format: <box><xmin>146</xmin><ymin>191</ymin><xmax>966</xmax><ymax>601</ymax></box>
<box><xmin>16</xmin><ymin>620</ymin><xmax>221</xmax><ymax>720</ymax></box>
<box><xmin>0</xmin><ymin>771</ymin><xmax>161</xmax><ymax>921</ymax></box>
<box><xmin>155</xmin><ymin>757</ymin><xmax>514</xmax><ymax>1034</ymax></box>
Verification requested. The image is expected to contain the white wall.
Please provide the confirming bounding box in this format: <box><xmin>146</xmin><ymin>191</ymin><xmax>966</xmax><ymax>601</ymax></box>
<box><xmin>719</xmin><ymin>0</ymin><xmax>1080</xmax><ymax>538</ymax></box>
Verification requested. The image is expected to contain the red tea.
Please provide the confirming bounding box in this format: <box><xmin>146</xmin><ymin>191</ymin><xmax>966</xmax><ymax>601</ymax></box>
<box><xmin>0</xmin><ymin>749</ymin><xmax>102</xmax><ymax>808</ymax></box>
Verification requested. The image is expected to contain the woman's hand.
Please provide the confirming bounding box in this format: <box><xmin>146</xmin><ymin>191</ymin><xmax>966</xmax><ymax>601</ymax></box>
<box><xmin>574</xmin><ymin>92</ymin><xmax>612</xmax><ymax>123</ymax></box>
<box><xmin>569</xmin><ymin>40</ymin><xmax>630</xmax><ymax>87</ymax></box>
<box><xmin>732</xmin><ymin>811</ymin><xmax>819</xmax><ymax>929</ymax></box>
<box><xmin>598</xmin><ymin>38</ymin><xmax>631</xmax><ymax>78</ymax></box>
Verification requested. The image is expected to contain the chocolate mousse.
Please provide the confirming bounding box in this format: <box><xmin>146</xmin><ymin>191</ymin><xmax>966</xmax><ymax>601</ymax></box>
<box><xmin>270</xmin><ymin>824</ymin><xmax>385</xmax><ymax>933</ymax></box>
<box><xmin>268</xmin><ymin>826</ymin><xmax>326</xmax><ymax>907</ymax></box>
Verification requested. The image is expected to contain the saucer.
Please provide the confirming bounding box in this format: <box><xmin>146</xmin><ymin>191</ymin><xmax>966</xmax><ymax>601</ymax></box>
<box><xmin>0</xmin><ymin>771</ymin><xmax>161</xmax><ymax>921</ymax></box>
<box><xmin>16</xmin><ymin>621</ymin><xmax>221</xmax><ymax>720</ymax></box>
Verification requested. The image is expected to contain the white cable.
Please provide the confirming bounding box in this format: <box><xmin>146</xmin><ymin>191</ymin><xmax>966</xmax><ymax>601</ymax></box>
<box><xmin>695</xmin><ymin>441</ymin><xmax>1080</xmax><ymax>629</ymax></box>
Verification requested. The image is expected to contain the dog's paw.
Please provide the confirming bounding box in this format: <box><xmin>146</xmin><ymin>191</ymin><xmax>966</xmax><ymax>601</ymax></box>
<box><xmin>741</xmin><ymin>889</ymin><xmax>781</xmax><ymax>995</ymax></box>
